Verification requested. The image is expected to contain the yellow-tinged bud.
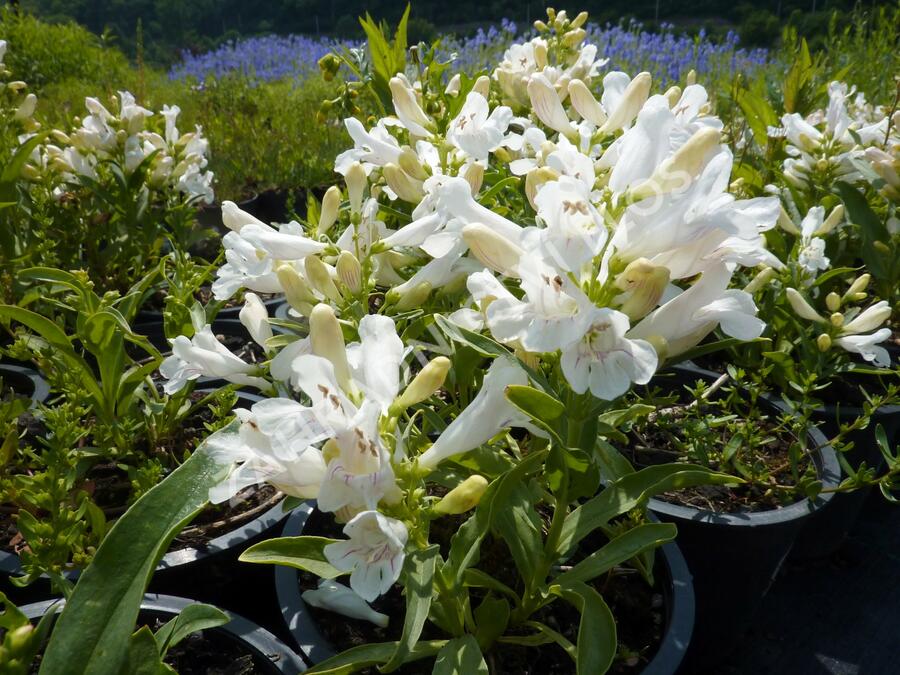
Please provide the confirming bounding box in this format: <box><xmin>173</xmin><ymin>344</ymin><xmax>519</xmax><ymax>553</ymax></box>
<box><xmin>515</xmin><ymin>347</ymin><xmax>541</xmax><ymax>370</ymax></box>
<box><xmin>533</xmin><ymin>20</ymin><xmax>548</xmax><ymax>32</ymax></box>
<box><xmin>345</xmin><ymin>162</ymin><xmax>367</xmax><ymax>214</ymax></box>
<box><xmin>525</xmin><ymin>166</ymin><xmax>560</xmax><ymax>209</ymax></box>
<box><xmin>318</xmin><ymin>53</ymin><xmax>340</xmax><ymax>81</ymax></box>
<box><xmin>614</xmin><ymin>258</ymin><xmax>671</xmax><ymax>321</ymax></box>
<box><xmin>51</xmin><ymin>129</ymin><xmax>70</xmax><ymax>145</ymax></box>
<box><xmin>319</xmin><ymin>186</ymin><xmax>341</xmax><ymax>235</ymax></box>
<box><xmin>462</xmin><ymin>162</ymin><xmax>485</xmax><ymax>195</ymax></box>
<box><xmin>562</xmin><ymin>28</ymin><xmax>586</xmax><ymax>47</ymax></box>
<box><xmin>845</xmin><ymin>274</ymin><xmax>871</xmax><ymax>300</ymax></box>
<box><xmin>276</xmin><ymin>264</ymin><xmax>316</xmax><ymax>315</ymax></box>
<box><xmin>336</xmin><ymin>251</ymin><xmax>362</xmax><ymax>294</ymax></box>
<box><xmin>568</xmin><ymin>79</ymin><xmax>607</xmax><ymax>126</ymax></box>
<box><xmin>389</xmin><ymin>76</ymin><xmax>433</xmax><ymax>133</ymax></box>
<box><xmin>463</xmin><ymin>223</ymin><xmax>524</xmax><ymax>277</ymax></box>
<box><xmin>394</xmin><ymin>281</ymin><xmax>432</xmax><ymax>311</ymax></box>
<box><xmin>493</xmin><ymin>146</ymin><xmax>512</xmax><ymax>164</ymax></box>
<box><xmin>322</xmin><ymin>438</ymin><xmax>340</xmax><ymax>463</ymax></box>
<box><xmin>777</xmin><ymin>206</ymin><xmax>801</xmax><ymax>235</ymax></box>
<box><xmin>305</xmin><ymin>255</ymin><xmax>342</xmax><ymax>303</ymax></box>
<box><xmin>7</xmin><ymin>80</ymin><xmax>27</xmax><ymax>91</ymax></box>
<box><xmin>391</xmin><ymin>356</ymin><xmax>451</xmax><ymax>414</ymax></box>
<box><xmin>399</xmin><ymin>146</ymin><xmax>429</xmax><ymax>181</ymax></box>
<box><xmin>534</xmin><ymin>41</ymin><xmax>549</xmax><ymax>70</ymax></box>
<box><xmin>816</xmin><ymin>204</ymin><xmax>844</xmax><ymax>236</ymax></box>
<box><xmin>473</xmin><ymin>75</ymin><xmax>491</xmax><ymax>98</ymax></box>
<box><xmin>21</xmin><ymin>164</ymin><xmax>40</xmax><ymax>180</ymax></box>
<box><xmin>817</xmin><ymin>333</ymin><xmax>832</xmax><ymax>352</ymax></box>
<box><xmin>816</xmin><ymin>158</ymin><xmax>830</xmax><ymax>172</ymax></box>
<box><xmin>384</xmin><ymin>163</ymin><xmax>424</xmax><ymax>203</ymax></box>
<box><xmin>309</xmin><ymin>303</ymin><xmax>353</xmax><ymax>392</ymax></box>
<box><xmin>830</xmin><ymin>312</ymin><xmax>844</xmax><ymax>327</ymax></box>
<box><xmin>15</xmin><ymin>93</ymin><xmax>36</xmax><ymax>120</ymax></box>
<box><xmin>743</xmin><ymin>267</ymin><xmax>777</xmax><ymax>294</ymax></box>
<box><xmin>686</xmin><ymin>69</ymin><xmax>697</xmax><ymax>86</ymax></box>
<box><xmin>599</xmin><ymin>72</ymin><xmax>651</xmax><ymax>134</ymax></box>
<box><xmin>434</xmin><ymin>475</ymin><xmax>489</xmax><ymax>515</ymax></box>
<box><xmin>663</xmin><ymin>85</ymin><xmax>682</xmax><ymax>107</ymax></box>
<box><xmin>630</xmin><ymin>127</ymin><xmax>721</xmax><ymax>199</ymax></box>
<box><xmin>571</xmin><ymin>11</ymin><xmax>589</xmax><ymax>28</ymax></box>
<box><xmin>825</xmin><ymin>292</ymin><xmax>841</xmax><ymax>312</ymax></box>
<box><xmin>786</xmin><ymin>288</ymin><xmax>826</xmax><ymax>322</ymax></box>
<box><xmin>445</xmin><ymin>73</ymin><xmax>462</xmax><ymax>96</ymax></box>
<box><xmin>546</xmin><ymin>7</ymin><xmax>556</xmax><ymax>21</ymax></box>
<box><xmin>874</xmin><ymin>240</ymin><xmax>891</xmax><ymax>254</ymax></box>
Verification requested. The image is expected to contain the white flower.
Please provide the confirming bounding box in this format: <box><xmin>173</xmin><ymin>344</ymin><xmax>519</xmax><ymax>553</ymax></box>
<box><xmin>418</xmin><ymin>357</ymin><xmax>532</xmax><ymax>470</ymax></box>
<box><xmin>158</xmin><ymin>325</ymin><xmax>268</xmax><ymax>394</ymax></box>
<box><xmin>797</xmin><ymin>206</ymin><xmax>830</xmax><ymax>276</ymax></box>
<box><xmin>560</xmin><ymin>308</ymin><xmax>658</xmax><ymax>400</ymax></box>
<box><xmin>835</xmin><ymin>329</ymin><xmax>892</xmax><ymax>368</ymax></box>
<box><xmin>239</xmin><ymin>222</ymin><xmax>326</xmax><ymax>260</ymax></box>
<box><xmin>534</xmin><ymin>175</ymin><xmax>607</xmax><ymax>272</ymax></box>
<box><xmin>446</xmin><ymin>91</ymin><xmax>513</xmax><ymax>162</ymax></box>
<box><xmin>161</xmin><ymin>104</ymin><xmax>180</xmax><ymax>144</ymax></box>
<box><xmin>841</xmin><ymin>300</ymin><xmax>891</xmax><ymax>335</ymax></box>
<box><xmin>222</xmin><ymin>201</ymin><xmax>271</xmax><ymax>233</ymax></box>
<box><xmin>345</xmin><ymin>314</ymin><xmax>405</xmax><ymax>412</ymax></box>
<box><xmin>324</xmin><ymin>510</ymin><xmax>408</xmax><ymax>602</ymax></box>
<box><xmin>239</xmin><ymin>292</ymin><xmax>273</xmax><ymax>350</ymax></box>
<box><xmin>206</xmin><ymin>398</ymin><xmax>328</xmax><ymax>503</ymax></box>
<box><xmin>389</xmin><ymin>76</ymin><xmax>433</xmax><ymax>137</ymax></box>
<box><xmin>212</xmin><ymin>232</ymin><xmax>283</xmax><ymax>300</ymax></box>
<box><xmin>334</xmin><ymin>118</ymin><xmax>402</xmax><ymax>176</ymax></box>
<box><xmin>301</xmin><ymin>580</ymin><xmax>389</xmax><ymax>628</ymax></box>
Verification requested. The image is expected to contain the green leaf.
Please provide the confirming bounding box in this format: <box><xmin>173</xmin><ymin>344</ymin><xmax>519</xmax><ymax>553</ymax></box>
<box><xmin>123</xmin><ymin>627</ymin><xmax>163</xmax><ymax>675</ymax></box>
<box><xmin>554</xmin><ymin>522</ymin><xmax>677</xmax><ymax>586</ymax></box>
<box><xmin>492</xmin><ymin>482</ymin><xmax>543</xmax><ymax>582</ymax></box>
<box><xmin>462</xmin><ymin>569</ymin><xmax>518</xmax><ymax>601</ymax></box>
<box><xmin>433</xmin><ymin>313</ymin><xmax>509</xmax><ymax>358</ymax></box>
<box><xmin>380</xmin><ymin>545</ymin><xmax>439</xmax><ymax>673</ymax></box>
<box><xmin>552</xmin><ymin>582</ymin><xmax>617</xmax><ymax>675</ymax></box>
<box><xmin>307</xmin><ymin>640</ymin><xmax>447</xmax><ymax>675</ymax></box>
<box><xmin>836</xmin><ymin>181</ymin><xmax>891</xmax><ymax>280</ymax></box>
<box><xmin>474</xmin><ymin>596</ymin><xmax>510</xmax><ymax>651</ymax></box>
<box><xmin>504</xmin><ymin>385</ymin><xmax>565</xmax><ymax>424</ymax></box>
<box><xmin>239</xmin><ymin>536</ymin><xmax>342</xmax><ymax>578</ymax></box>
<box><xmin>154</xmin><ymin>603</ymin><xmax>229</xmax><ymax>655</ymax></box>
<box><xmin>38</xmin><ymin>424</ymin><xmax>235</xmax><ymax>675</ymax></box>
<box><xmin>432</xmin><ymin>635</ymin><xmax>488</xmax><ymax>675</ymax></box>
<box><xmin>557</xmin><ymin>464</ymin><xmax>740</xmax><ymax>555</ymax></box>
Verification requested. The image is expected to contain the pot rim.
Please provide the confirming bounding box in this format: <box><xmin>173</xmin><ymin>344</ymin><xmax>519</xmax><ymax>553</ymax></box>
<box><xmin>276</xmin><ymin>502</ymin><xmax>696</xmax><ymax>673</ymax></box>
<box><xmin>0</xmin><ymin>362</ymin><xmax>50</xmax><ymax>406</ymax></box>
<box><xmin>19</xmin><ymin>593</ymin><xmax>306</xmax><ymax>674</ymax></box>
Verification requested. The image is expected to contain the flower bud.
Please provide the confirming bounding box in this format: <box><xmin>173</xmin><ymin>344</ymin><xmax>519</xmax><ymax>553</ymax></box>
<box><xmin>7</xmin><ymin>80</ymin><xmax>26</xmax><ymax>91</ymax></box>
<box><xmin>462</xmin><ymin>223</ymin><xmax>524</xmax><ymax>277</ymax></box>
<box><xmin>817</xmin><ymin>333</ymin><xmax>832</xmax><ymax>351</ymax></box>
<box><xmin>276</xmin><ymin>264</ymin><xmax>317</xmax><ymax>315</ymax></box>
<box><xmin>21</xmin><ymin>164</ymin><xmax>40</xmax><ymax>180</ymax></box>
<box><xmin>777</xmin><ymin>205</ymin><xmax>801</xmax><ymax>235</ymax></box>
<box><xmin>562</xmin><ymin>28</ymin><xmax>586</xmax><ymax>47</ymax></box>
<box><xmin>445</xmin><ymin>73</ymin><xmax>462</xmax><ymax>96</ymax></box>
<box><xmin>384</xmin><ymin>163</ymin><xmax>424</xmax><ymax>203</ymax></box>
<box><xmin>686</xmin><ymin>69</ymin><xmax>697</xmax><ymax>86</ymax></box>
<box><xmin>571</xmin><ymin>11</ymin><xmax>589</xmax><ymax>28</ymax></box>
<box><xmin>15</xmin><ymin>93</ymin><xmax>36</xmax><ymax>120</ymax></box>
<box><xmin>533</xmin><ymin>20</ymin><xmax>548</xmax><ymax>32</ymax></box>
<box><xmin>567</xmin><ymin>79</ymin><xmax>607</xmax><ymax>127</ymax></box>
<box><xmin>392</xmin><ymin>281</ymin><xmax>432</xmax><ymax>311</ymax></box>
<box><xmin>829</xmin><ymin>312</ymin><xmax>844</xmax><ymax>327</ymax></box>
<box><xmin>527</xmin><ymin>75</ymin><xmax>571</xmax><ymax>134</ymax></box>
<box><xmin>336</xmin><ymin>251</ymin><xmax>362</xmax><ymax>294</ymax></box>
<box><xmin>318</xmin><ymin>53</ymin><xmax>341</xmax><ymax>81</ymax></box>
<box><xmin>644</xmin><ymin>334</ymin><xmax>670</xmax><ymax>362</ymax></box>
<box><xmin>663</xmin><ymin>85</ymin><xmax>682</xmax><ymax>107</ymax></box>
<box><xmin>309</xmin><ymin>304</ymin><xmax>353</xmax><ymax>392</ymax></box>
<box><xmin>390</xmin><ymin>356</ymin><xmax>451</xmax><ymax>414</ymax></box>
<box><xmin>874</xmin><ymin>240</ymin><xmax>891</xmax><ymax>254</ymax></box>
<box><xmin>533</xmin><ymin>41</ymin><xmax>549</xmax><ymax>69</ymax></box>
<box><xmin>614</xmin><ymin>258</ymin><xmax>670</xmax><ymax>321</ymax></box>
<box><xmin>345</xmin><ymin>162</ymin><xmax>367</xmax><ymax>214</ymax></box>
<box><xmin>631</xmin><ymin>127</ymin><xmax>721</xmax><ymax>199</ymax></box>
<box><xmin>816</xmin><ymin>204</ymin><xmax>843</xmax><ymax>236</ymax></box>
<box><xmin>786</xmin><ymin>288</ymin><xmax>825</xmax><ymax>322</ymax></box>
<box><xmin>844</xmin><ymin>274</ymin><xmax>871</xmax><ymax>300</ymax></box>
<box><xmin>600</xmin><ymin>72</ymin><xmax>651</xmax><ymax>134</ymax></box>
<box><xmin>461</xmin><ymin>162</ymin><xmax>484</xmax><ymax>195</ymax></box>
<box><xmin>305</xmin><ymin>255</ymin><xmax>342</xmax><ymax>303</ymax></box>
<box><xmin>433</xmin><ymin>475</ymin><xmax>489</xmax><ymax>515</ymax></box>
<box><xmin>524</xmin><ymin>166</ymin><xmax>560</xmax><ymax>210</ymax></box>
<box><xmin>239</xmin><ymin>292</ymin><xmax>273</xmax><ymax>350</ymax></box>
<box><xmin>743</xmin><ymin>267</ymin><xmax>777</xmax><ymax>294</ymax></box>
<box><xmin>473</xmin><ymin>75</ymin><xmax>491</xmax><ymax>98</ymax></box>
<box><xmin>398</xmin><ymin>146</ymin><xmax>429</xmax><ymax>181</ymax></box>
<box><xmin>319</xmin><ymin>185</ymin><xmax>341</xmax><ymax>235</ymax></box>
<box><xmin>825</xmin><ymin>292</ymin><xmax>841</xmax><ymax>312</ymax></box>
<box><xmin>389</xmin><ymin>76</ymin><xmax>433</xmax><ymax>135</ymax></box>
<box><xmin>841</xmin><ymin>300</ymin><xmax>891</xmax><ymax>335</ymax></box>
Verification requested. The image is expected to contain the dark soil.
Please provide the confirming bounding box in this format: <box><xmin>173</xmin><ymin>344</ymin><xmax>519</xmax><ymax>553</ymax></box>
<box><xmin>142</xmin><ymin>285</ymin><xmax>281</xmax><ymax>317</ymax></box>
<box><xmin>169</xmin><ymin>485</ymin><xmax>280</xmax><ymax>552</ymax></box>
<box><xmin>296</xmin><ymin>506</ymin><xmax>665</xmax><ymax>674</ymax></box>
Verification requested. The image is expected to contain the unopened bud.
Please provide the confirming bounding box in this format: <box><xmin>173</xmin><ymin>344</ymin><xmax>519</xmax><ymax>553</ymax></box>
<box><xmin>473</xmin><ymin>75</ymin><xmax>491</xmax><ymax>98</ymax></box>
<box><xmin>777</xmin><ymin>206</ymin><xmax>801</xmax><ymax>235</ymax></box>
<box><xmin>318</xmin><ymin>53</ymin><xmax>341</xmax><ymax>81</ymax></box>
<box><xmin>825</xmin><ymin>292</ymin><xmax>841</xmax><ymax>312</ymax></box>
<box><xmin>873</xmin><ymin>240</ymin><xmax>891</xmax><ymax>254</ymax></box>
<box><xmin>305</xmin><ymin>255</ymin><xmax>342</xmax><ymax>303</ymax></box>
<box><xmin>461</xmin><ymin>162</ymin><xmax>484</xmax><ymax>195</ymax></box>
<box><xmin>743</xmin><ymin>267</ymin><xmax>777</xmax><ymax>295</ymax></box>
<box><xmin>786</xmin><ymin>288</ymin><xmax>825</xmax><ymax>322</ymax></box>
<box><xmin>525</xmin><ymin>166</ymin><xmax>560</xmax><ymax>210</ymax></box>
<box><xmin>686</xmin><ymin>69</ymin><xmax>697</xmax><ymax>86</ymax></box>
<box><xmin>336</xmin><ymin>251</ymin><xmax>362</xmax><ymax>294</ymax></box>
<box><xmin>600</xmin><ymin>72</ymin><xmax>651</xmax><ymax>134</ymax></box>
<box><xmin>276</xmin><ymin>264</ymin><xmax>316</xmax><ymax>315</ymax></box>
<box><xmin>663</xmin><ymin>85</ymin><xmax>682</xmax><ymax>107</ymax></box>
<box><xmin>15</xmin><ymin>93</ymin><xmax>36</xmax><ymax>120</ymax></box>
<box><xmin>615</xmin><ymin>258</ymin><xmax>670</xmax><ymax>321</ymax></box>
<box><xmin>319</xmin><ymin>186</ymin><xmax>341</xmax><ymax>235</ymax></box>
<box><xmin>817</xmin><ymin>333</ymin><xmax>832</xmax><ymax>352</ymax></box>
<box><xmin>533</xmin><ymin>20</ymin><xmax>549</xmax><ymax>31</ymax></box>
<box><xmin>398</xmin><ymin>146</ymin><xmax>429</xmax><ymax>181</ymax></box>
<box><xmin>445</xmin><ymin>73</ymin><xmax>462</xmax><ymax>96</ymax></box>
<box><xmin>21</xmin><ymin>164</ymin><xmax>40</xmax><ymax>180</ymax></box>
<box><xmin>562</xmin><ymin>28</ymin><xmax>586</xmax><ymax>47</ymax></box>
<box><xmin>7</xmin><ymin>80</ymin><xmax>27</xmax><ymax>91</ymax></box>
<box><xmin>533</xmin><ymin>41</ymin><xmax>549</xmax><ymax>69</ymax></box>
<box><xmin>829</xmin><ymin>312</ymin><xmax>844</xmax><ymax>327</ymax></box>
<box><xmin>845</xmin><ymin>273</ymin><xmax>871</xmax><ymax>300</ymax></box>
<box><xmin>816</xmin><ymin>204</ymin><xmax>843</xmax><ymax>236</ymax></box>
<box><xmin>389</xmin><ymin>76</ymin><xmax>433</xmax><ymax>134</ymax></box>
<box><xmin>463</xmin><ymin>223</ymin><xmax>524</xmax><ymax>277</ymax></box>
<box><xmin>571</xmin><ymin>11</ymin><xmax>589</xmax><ymax>28</ymax></box>
<box><xmin>433</xmin><ymin>475</ymin><xmax>489</xmax><ymax>515</ymax></box>
<box><xmin>384</xmin><ymin>163</ymin><xmax>424</xmax><ymax>203</ymax></box>
<box><xmin>51</xmin><ymin>129</ymin><xmax>70</xmax><ymax>145</ymax></box>
<box><xmin>567</xmin><ymin>79</ymin><xmax>607</xmax><ymax>127</ymax></box>
<box><xmin>393</xmin><ymin>281</ymin><xmax>432</xmax><ymax>311</ymax></box>
<box><xmin>631</xmin><ymin>127</ymin><xmax>721</xmax><ymax>199</ymax></box>
<box><xmin>345</xmin><ymin>162</ymin><xmax>367</xmax><ymax>214</ymax></box>
<box><xmin>309</xmin><ymin>304</ymin><xmax>353</xmax><ymax>392</ymax></box>
<box><xmin>391</xmin><ymin>356</ymin><xmax>451</xmax><ymax>414</ymax></box>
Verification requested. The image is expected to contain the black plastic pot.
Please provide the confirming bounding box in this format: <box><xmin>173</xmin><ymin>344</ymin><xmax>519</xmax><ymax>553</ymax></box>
<box><xmin>271</xmin><ymin>301</ymin><xmax>309</xmax><ymax>336</ymax></box>
<box><xmin>652</xmin><ymin>363</ymin><xmax>840</xmax><ymax>670</ymax></box>
<box><xmin>0</xmin><ymin>362</ymin><xmax>50</xmax><ymax>406</ymax></box>
<box><xmin>20</xmin><ymin>593</ymin><xmax>305</xmax><ymax>673</ymax></box>
<box><xmin>134</xmin><ymin>317</ymin><xmax>249</xmax><ymax>359</ymax></box>
<box><xmin>275</xmin><ymin>503</ymin><xmax>695</xmax><ymax>674</ymax></box>
<box><xmin>1</xmin><ymin>391</ymin><xmax>287</xmax><ymax>611</ymax></box>
<box><xmin>136</xmin><ymin>293</ymin><xmax>286</xmax><ymax>325</ymax></box>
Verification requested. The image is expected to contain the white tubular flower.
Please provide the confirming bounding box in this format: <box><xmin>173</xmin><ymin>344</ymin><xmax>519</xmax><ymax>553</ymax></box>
<box><xmin>468</xmin><ymin>260</ymin><xmax>595</xmax><ymax>354</ymax></box>
<box><xmin>527</xmin><ymin>74</ymin><xmax>573</xmax><ymax>135</ymax></box>
<box><xmin>418</xmin><ymin>357</ymin><xmax>532</xmax><ymax>470</ymax></box>
<box><xmin>161</xmin><ymin>104</ymin><xmax>180</xmax><ymax>143</ymax></box>
<box><xmin>240</xmin><ymin>222</ymin><xmax>326</xmax><ymax>260</ymax></box>
<box><xmin>534</xmin><ymin>175</ymin><xmax>607</xmax><ymax>272</ymax></box>
<box><xmin>797</xmin><ymin>206</ymin><xmax>830</xmax><ymax>276</ymax></box>
<box><xmin>629</xmin><ymin>264</ymin><xmax>765</xmax><ymax>357</ymax></box>
<box><xmin>389</xmin><ymin>76</ymin><xmax>433</xmax><ymax>137</ymax></box>
<box><xmin>599</xmin><ymin>71</ymin><xmax>652</xmax><ymax>134</ymax></box>
<box><xmin>302</xmin><ymin>580</ymin><xmax>389</xmax><ymax>628</ymax></box>
<box><xmin>781</xmin><ymin>112</ymin><xmax>824</xmax><ymax>152</ymax></box>
<box><xmin>206</xmin><ymin>398</ymin><xmax>328</xmax><ymax>503</ymax></box>
<box><xmin>447</xmin><ymin>91</ymin><xmax>513</xmax><ymax>162</ymax></box>
<box><xmin>345</xmin><ymin>314</ymin><xmax>405</xmax><ymax>413</ymax></box>
<box><xmin>346</xmin><ymin>162</ymin><xmax>367</xmax><ymax>214</ymax></box>
<box><xmin>213</xmin><ymin>233</ymin><xmax>282</xmax><ymax>301</ymax></box>
<box><xmin>309</xmin><ymin>304</ymin><xmax>354</xmax><ymax>395</ymax></box>
<box><xmin>835</xmin><ymin>329</ymin><xmax>892</xmax><ymax>368</ymax></box>
<box><xmin>158</xmin><ymin>325</ymin><xmax>268</xmax><ymax>394</ymax></box>
<box><xmin>319</xmin><ymin>185</ymin><xmax>342</xmax><ymax>235</ymax></box>
<box><xmin>841</xmin><ymin>300</ymin><xmax>891</xmax><ymax>335</ymax></box>
<box><xmin>335</xmin><ymin>118</ymin><xmax>402</xmax><ymax>176</ymax></box>
<box><xmin>560</xmin><ymin>308</ymin><xmax>658</xmax><ymax>400</ymax></box>
<box><xmin>239</xmin><ymin>292</ymin><xmax>273</xmax><ymax>349</ymax></box>
<box><xmin>221</xmin><ymin>201</ymin><xmax>271</xmax><ymax>233</ymax></box>
<box><xmin>324</xmin><ymin>510</ymin><xmax>408</xmax><ymax>602</ymax></box>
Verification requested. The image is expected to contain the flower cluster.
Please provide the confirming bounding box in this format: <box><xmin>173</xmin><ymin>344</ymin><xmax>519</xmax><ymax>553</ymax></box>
<box><xmin>0</xmin><ymin>40</ymin><xmax>39</xmax><ymax>135</ymax></box>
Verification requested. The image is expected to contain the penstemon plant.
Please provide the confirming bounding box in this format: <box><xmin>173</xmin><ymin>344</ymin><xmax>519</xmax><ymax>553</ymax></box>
<box><xmin>160</xmin><ymin>7</ymin><xmax>798</xmax><ymax>671</ymax></box>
